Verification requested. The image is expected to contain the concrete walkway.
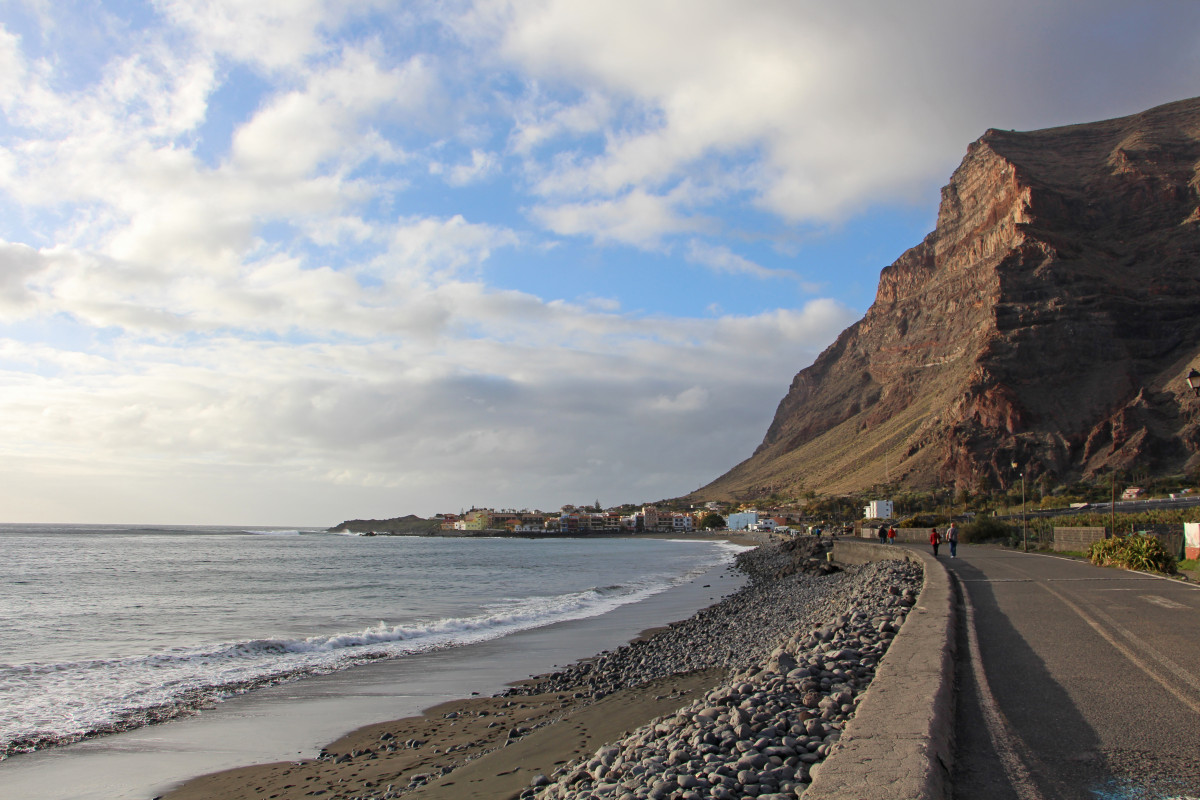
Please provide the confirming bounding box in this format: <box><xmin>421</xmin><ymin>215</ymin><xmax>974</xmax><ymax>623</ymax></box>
<box><xmin>809</xmin><ymin>541</ymin><xmax>956</xmax><ymax>800</ymax></box>
<box><xmin>944</xmin><ymin>546</ymin><xmax>1200</xmax><ymax>799</ymax></box>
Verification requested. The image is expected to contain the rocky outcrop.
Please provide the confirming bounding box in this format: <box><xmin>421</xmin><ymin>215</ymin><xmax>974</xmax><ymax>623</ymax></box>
<box><xmin>329</xmin><ymin>515</ymin><xmax>440</xmax><ymax>534</ymax></box>
<box><xmin>700</xmin><ymin>96</ymin><xmax>1200</xmax><ymax>499</ymax></box>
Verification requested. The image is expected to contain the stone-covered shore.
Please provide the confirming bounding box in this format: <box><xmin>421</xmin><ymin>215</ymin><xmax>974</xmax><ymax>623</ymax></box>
<box><xmin>164</xmin><ymin>538</ymin><xmax>922</xmax><ymax>800</ymax></box>
<box><xmin>515</xmin><ymin>541</ymin><xmax>921</xmax><ymax>800</ymax></box>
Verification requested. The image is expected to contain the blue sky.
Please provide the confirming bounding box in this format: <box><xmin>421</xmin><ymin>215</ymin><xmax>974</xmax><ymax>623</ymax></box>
<box><xmin>1</xmin><ymin>0</ymin><xmax>1198</xmax><ymax>525</ymax></box>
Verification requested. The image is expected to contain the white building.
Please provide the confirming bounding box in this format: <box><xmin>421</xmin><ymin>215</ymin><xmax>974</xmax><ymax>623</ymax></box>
<box><xmin>726</xmin><ymin>511</ymin><xmax>759</xmax><ymax>531</ymax></box>
<box><xmin>864</xmin><ymin>500</ymin><xmax>894</xmax><ymax>519</ymax></box>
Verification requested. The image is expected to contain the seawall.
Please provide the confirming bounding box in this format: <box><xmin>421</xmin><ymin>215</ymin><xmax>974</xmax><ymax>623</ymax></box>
<box><xmin>807</xmin><ymin>541</ymin><xmax>956</xmax><ymax>799</ymax></box>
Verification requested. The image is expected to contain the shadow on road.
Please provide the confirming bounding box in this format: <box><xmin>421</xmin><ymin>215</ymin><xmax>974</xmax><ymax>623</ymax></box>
<box><xmin>947</xmin><ymin>556</ymin><xmax>1112</xmax><ymax>799</ymax></box>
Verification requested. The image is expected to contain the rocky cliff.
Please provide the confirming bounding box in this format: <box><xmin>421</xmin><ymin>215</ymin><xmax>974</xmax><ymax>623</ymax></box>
<box><xmin>700</xmin><ymin>96</ymin><xmax>1200</xmax><ymax>500</ymax></box>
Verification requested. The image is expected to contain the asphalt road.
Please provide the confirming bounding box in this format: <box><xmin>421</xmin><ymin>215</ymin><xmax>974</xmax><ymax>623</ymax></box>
<box><xmin>937</xmin><ymin>545</ymin><xmax>1200</xmax><ymax>799</ymax></box>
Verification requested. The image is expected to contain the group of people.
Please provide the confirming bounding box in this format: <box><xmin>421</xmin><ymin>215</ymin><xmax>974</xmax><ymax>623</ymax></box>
<box><xmin>930</xmin><ymin>523</ymin><xmax>959</xmax><ymax>557</ymax></box>
<box><xmin>875</xmin><ymin>521</ymin><xmax>959</xmax><ymax>557</ymax></box>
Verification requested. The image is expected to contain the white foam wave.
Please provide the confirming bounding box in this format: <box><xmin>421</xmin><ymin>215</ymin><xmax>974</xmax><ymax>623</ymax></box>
<box><xmin>0</xmin><ymin>538</ymin><xmax>741</xmax><ymax>757</ymax></box>
<box><xmin>0</xmin><ymin>579</ymin><xmax>681</xmax><ymax>757</ymax></box>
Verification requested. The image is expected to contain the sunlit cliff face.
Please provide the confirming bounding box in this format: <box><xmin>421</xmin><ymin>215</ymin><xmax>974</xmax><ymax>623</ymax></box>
<box><xmin>701</xmin><ymin>98</ymin><xmax>1200</xmax><ymax>501</ymax></box>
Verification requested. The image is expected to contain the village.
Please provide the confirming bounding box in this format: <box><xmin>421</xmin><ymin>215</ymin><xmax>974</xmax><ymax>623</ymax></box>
<box><xmin>431</xmin><ymin>502</ymin><xmax>862</xmax><ymax>536</ymax></box>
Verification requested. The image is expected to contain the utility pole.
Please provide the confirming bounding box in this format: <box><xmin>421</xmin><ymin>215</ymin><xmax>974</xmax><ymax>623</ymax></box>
<box><xmin>1110</xmin><ymin>471</ymin><xmax>1116</xmax><ymax>538</ymax></box>
<box><xmin>1011</xmin><ymin>460</ymin><xmax>1027</xmax><ymax>552</ymax></box>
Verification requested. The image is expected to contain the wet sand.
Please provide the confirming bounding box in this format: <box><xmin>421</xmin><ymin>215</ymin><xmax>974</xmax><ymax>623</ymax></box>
<box><xmin>164</xmin><ymin>668</ymin><xmax>727</xmax><ymax>800</ymax></box>
<box><xmin>161</xmin><ymin>534</ymin><xmax>798</xmax><ymax>800</ymax></box>
<box><xmin>1</xmin><ymin>537</ymin><xmax>756</xmax><ymax>800</ymax></box>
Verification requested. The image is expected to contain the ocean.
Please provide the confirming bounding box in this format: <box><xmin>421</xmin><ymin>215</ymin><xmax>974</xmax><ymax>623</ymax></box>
<box><xmin>0</xmin><ymin>524</ymin><xmax>743</xmax><ymax>797</ymax></box>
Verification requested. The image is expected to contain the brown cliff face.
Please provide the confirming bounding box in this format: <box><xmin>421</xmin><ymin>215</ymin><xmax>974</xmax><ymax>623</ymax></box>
<box><xmin>700</xmin><ymin>96</ymin><xmax>1200</xmax><ymax>500</ymax></box>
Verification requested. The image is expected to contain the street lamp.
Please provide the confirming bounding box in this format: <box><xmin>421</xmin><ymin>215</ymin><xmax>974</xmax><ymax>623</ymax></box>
<box><xmin>1011</xmin><ymin>460</ymin><xmax>1027</xmax><ymax>552</ymax></box>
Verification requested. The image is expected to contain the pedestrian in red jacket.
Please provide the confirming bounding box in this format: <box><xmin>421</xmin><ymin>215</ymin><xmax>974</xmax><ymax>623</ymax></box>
<box><xmin>930</xmin><ymin>527</ymin><xmax>941</xmax><ymax>557</ymax></box>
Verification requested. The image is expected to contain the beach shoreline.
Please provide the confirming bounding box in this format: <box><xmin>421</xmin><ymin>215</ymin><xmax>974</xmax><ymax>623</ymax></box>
<box><xmin>1</xmin><ymin>535</ymin><xmax>757</xmax><ymax>800</ymax></box>
<box><xmin>162</xmin><ymin>535</ymin><xmax>919</xmax><ymax>800</ymax></box>
<box><xmin>159</xmin><ymin>536</ymin><xmax>765</xmax><ymax>800</ymax></box>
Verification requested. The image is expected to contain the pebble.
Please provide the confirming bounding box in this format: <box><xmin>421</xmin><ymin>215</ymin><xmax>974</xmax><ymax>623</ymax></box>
<box><xmin>513</xmin><ymin>539</ymin><xmax>922</xmax><ymax>800</ymax></box>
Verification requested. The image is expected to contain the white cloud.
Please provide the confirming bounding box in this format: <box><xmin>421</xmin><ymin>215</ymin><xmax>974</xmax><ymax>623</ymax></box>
<box><xmin>153</xmin><ymin>0</ymin><xmax>371</xmax><ymax>71</ymax></box>
<box><xmin>532</xmin><ymin>188</ymin><xmax>703</xmax><ymax>248</ymax></box>
<box><xmin>1</xmin><ymin>1</ymin><xmax>1197</xmax><ymax>523</ymax></box>
<box><xmin>0</xmin><ymin>241</ymin><xmax>49</xmax><ymax>316</ymax></box>
<box><xmin>0</xmin><ymin>26</ymin><xmax>27</xmax><ymax>107</ymax></box>
<box><xmin>231</xmin><ymin>48</ymin><xmax>428</xmax><ymax>179</ymax></box>
<box><xmin>0</xmin><ymin>268</ymin><xmax>855</xmax><ymax>521</ymax></box>
<box><xmin>374</xmin><ymin>215</ymin><xmax>521</xmax><ymax>284</ymax></box>
<box><xmin>470</xmin><ymin>0</ymin><xmax>1200</xmax><ymax>230</ymax></box>
<box><xmin>685</xmin><ymin>241</ymin><xmax>792</xmax><ymax>280</ymax></box>
<box><xmin>649</xmin><ymin>386</ymin><xmax>709</xmax><ymax>413</ymax></box>
<box><xmin>430</xmin><ymin>148</ymin><xmax>501</xmax><ymax>186</ymax></box>
<box><xmin>509</xmin><ymin>90</ymin><xmax>612</xmax><ymax>154</ymax></box>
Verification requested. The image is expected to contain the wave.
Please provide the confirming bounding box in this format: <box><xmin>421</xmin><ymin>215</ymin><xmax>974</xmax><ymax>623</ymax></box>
<box><xmin>0</xmin><ymin>575</ymin><xmax>703</xmax><ymax>758</ymax></box>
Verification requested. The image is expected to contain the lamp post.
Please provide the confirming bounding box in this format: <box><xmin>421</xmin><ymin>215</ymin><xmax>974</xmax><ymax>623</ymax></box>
<box><xmin>1111</xmin><ymin>470</ymin><xmax>1117</xmax><ymax>538</ymax></box>
<box><xmin>1011</xmin><ymin>460</ymin><xmax>1027</xmax><ymax>552</ymax></box>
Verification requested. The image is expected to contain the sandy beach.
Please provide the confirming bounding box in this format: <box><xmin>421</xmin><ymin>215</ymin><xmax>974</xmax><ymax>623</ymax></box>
<box><xmin>162</xmin><ymin>535</ymin><xmax>921</xmax><ymax>800</ymax></box>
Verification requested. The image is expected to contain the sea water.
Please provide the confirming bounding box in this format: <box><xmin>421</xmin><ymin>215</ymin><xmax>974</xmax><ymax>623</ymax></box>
<box><xmin>0</xmin><ymin>524</ymin><xmax>741</xmax><ymax>760</ymax></box>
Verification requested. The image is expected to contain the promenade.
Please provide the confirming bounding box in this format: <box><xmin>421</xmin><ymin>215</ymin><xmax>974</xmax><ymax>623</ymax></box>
<box><xmin>943</xmin><ymin>546</ymin><xmax>1200</xmax><ymax>798</ymax></box>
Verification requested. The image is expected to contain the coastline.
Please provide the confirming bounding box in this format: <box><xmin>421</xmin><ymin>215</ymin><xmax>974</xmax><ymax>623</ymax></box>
<box><xmin>162</xmin><ymin>535</ymin><xmax>920</xmax><ymax>800</ymax></box>
<box><xmin>1</xmin><ymin>538</ymin><xmax>751</xmax><ymax>800</ymax></box>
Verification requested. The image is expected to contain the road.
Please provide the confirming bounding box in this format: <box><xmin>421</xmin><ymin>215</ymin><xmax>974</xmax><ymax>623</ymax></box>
<box><xmin>995</xmin><ymin>494</ymin><xmax>1200</xmax><ymax>521</ymax></box>
<box><xmin>938</xmin><ymin>545</ymin><xmax>1200</xmax><ymax>799</ymax></box>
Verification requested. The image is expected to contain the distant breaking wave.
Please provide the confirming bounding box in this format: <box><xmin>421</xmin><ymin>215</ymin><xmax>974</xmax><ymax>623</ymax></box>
<box><xmin>1</xmin><ymin>580</ymin><xmax>674</xmax><ymax>757</ymax></box>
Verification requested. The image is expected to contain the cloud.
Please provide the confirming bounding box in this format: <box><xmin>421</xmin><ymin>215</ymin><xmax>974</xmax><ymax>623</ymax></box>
<box><xmin>230</xmin><ymin>47</ymin><xmax>428</xmax><ymax>179</ymax></box>
<box><xmin>471</xmin><ymin>0</ymin><xmax>1200</xmax><ymax>229</ymax></box>
<box><xmin>508</xmin><ymin>90</ymin><xmax>612</xmax><ymax>154</ymax></box>
<box><xmin>154</xmin><ymin>0</ymin><xmax>375</xmax><ymax>71</ymax></box>
<box><xmin>531</xmin><ymin>188</ymin><xmax>703</xmax><ymax>248</ymax></box>
<box><xmin>1</xmin><ymin>1</ymin><xmax>1197</xmax><ymax>523</ymax></box>
<box><xmin>0</xmin><ymin>241</ymin><xmax>49</xmax><ymax>316</ymax></box>
<box><xmin>0</xmin><ymin>272</ymin><xmax>853</xmax><ymax>520</ymax></box>
<box><xmin>374</xmin><ymin>215</ymin><xmax>521</xmax><ymax>284</ymax></box>
<box><xmin>430</xmin><ymin>148</ymin><xmax>501</xmax><ymax>186</ymax></box>
<box><xmin>685</xmin><ymin>241</ymin><xmax>793</xmax><ymax>280</ymax></box>
<box><xmin>649</xmin><ymin>386</ymin><xmax>709</xmax><ymax>413</ymax></box>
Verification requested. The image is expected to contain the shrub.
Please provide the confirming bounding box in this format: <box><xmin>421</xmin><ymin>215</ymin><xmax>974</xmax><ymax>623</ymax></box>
<box><xmin>960</xmin><ymin>516</ymin><xmax>1016</xmax><ymax>544</ymax></box>
<box><xmin>898</xmin><ymin>514</ymin><xmax>942</xmax><ymax>528</ymax></box>
<box><xmin>1088</xmin><ymin>535</ymin><xmax>1177</xmax><ymax>575</ymax></box>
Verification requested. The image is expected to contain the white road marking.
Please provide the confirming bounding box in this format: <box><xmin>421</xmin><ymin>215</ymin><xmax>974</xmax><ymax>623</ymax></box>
<box><xmin>957</xmin><ymin>574</ymin><xmax>1048</xmax><ymax>800</ymax></box>
<box><xmin>1139</xmin><ymin>595</ymin><xmax>1188</xmax><ymax>610</ymax></box>
<box><xmin>1038</xmin><ymin>584</ymin><xmax>1200</xmax><ymax>713</ymax></box>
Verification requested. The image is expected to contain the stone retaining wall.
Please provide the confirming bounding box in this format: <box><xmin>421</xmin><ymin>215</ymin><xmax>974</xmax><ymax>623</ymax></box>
<box><xmin>1052</xmin><ymin>526</ymin><xmax>1107</xmax><ymax>553</ymax></box>
<box><xmin>814</xmin><ymin>541</ymin><xmax>955</xmax><ymax>800</ymax></box>
<box><xmin>855</xmin><ymin>528</ymin><xmax>934</xmax><ymax>544</ymax></box>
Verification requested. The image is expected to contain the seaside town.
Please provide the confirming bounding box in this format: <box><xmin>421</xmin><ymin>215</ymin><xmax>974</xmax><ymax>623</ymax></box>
<box><xmin>431</xmin><ymin>503</ymin><xmax>819</xmax><ymax>536</ymax></box>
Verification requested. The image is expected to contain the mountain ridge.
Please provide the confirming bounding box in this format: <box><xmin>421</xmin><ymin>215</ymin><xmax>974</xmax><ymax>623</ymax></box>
<box><xmin>697</xmin><ymin>96</ymin><xmax>1200</xmax><ymax>501</ymax></box>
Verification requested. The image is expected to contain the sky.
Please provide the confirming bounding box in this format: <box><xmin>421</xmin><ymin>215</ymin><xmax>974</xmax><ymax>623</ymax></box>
<box><xmin>1</xmin><ymin>1</ymin><xmax>1198</xmax><ymax>526</ymax></box>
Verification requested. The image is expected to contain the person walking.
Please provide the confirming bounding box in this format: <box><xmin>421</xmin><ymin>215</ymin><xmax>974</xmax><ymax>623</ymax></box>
<box><xmin>887</xmin><ymin>526</ymin><xmax>896</xmax><ymax>545</ymax></box>
<box><xmin>877</xmin><ymin>523</ymin><xmax>887</xmax><ymax>544</ymax></box>
<box><xmin>930</xmin><ymin>527</ymin><xmax>941</xmax><ymax>557</ymax></box>
<box><xmin>947</xmin><ymin>522</ymin><xmax>959</xmax><ymax>557</ymax></box>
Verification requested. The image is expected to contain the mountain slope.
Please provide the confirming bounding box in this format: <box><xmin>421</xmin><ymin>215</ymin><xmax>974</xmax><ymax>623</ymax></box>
<box><xmin>699</xmin><ymin>97</ymin><xmax>1200</xmax><ymax>500</ymax></box>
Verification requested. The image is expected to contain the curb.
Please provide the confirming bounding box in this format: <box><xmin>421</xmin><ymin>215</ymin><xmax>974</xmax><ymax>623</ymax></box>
<box><xmin>804</xmin><ymin>542</ymin><xmax>956</xmax><ymax>800</ymax></box>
